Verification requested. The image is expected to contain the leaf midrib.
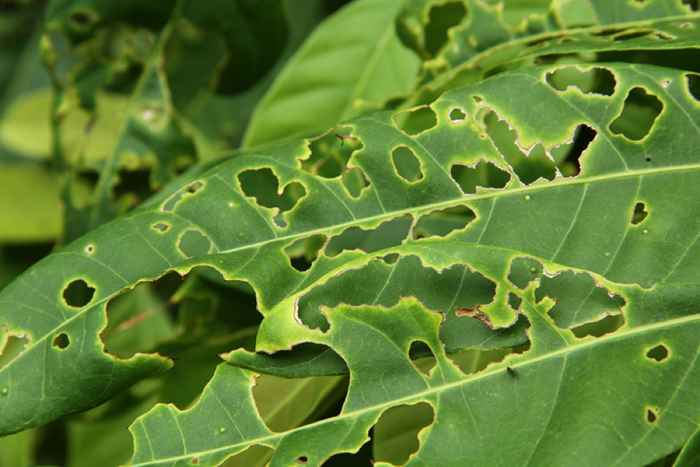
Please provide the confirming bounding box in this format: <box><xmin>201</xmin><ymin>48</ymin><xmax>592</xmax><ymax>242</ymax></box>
<box><xmin>130</xmin><ymin>312</ymin><xmax>700</xmax><ymax>466</ymax></box>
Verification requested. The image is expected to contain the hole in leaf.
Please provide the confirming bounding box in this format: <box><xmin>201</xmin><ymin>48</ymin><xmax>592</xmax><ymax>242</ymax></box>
<box><xmin>408</xmin><ymin>340</ymin><xmax>436</xmax><ymax>376</ymax></box>
<box><xmin>424</xmin><ymin>2</ymin><xmax>467</xmax><ymax>56</ymax></box>
<box><xmin>413</xmin><ymin>205</ymin><xmax>475</xmax><ymax>238</ymax></box>
<box><xmin>571</xmin><ymin>314</ymin><xmax>624</xmax><ymax>338</ymax></box>
<box><xmin>303</xmin><ymin>128</ymin><xmax>362</xmax><ymax>178</ymax></box>
<box><xmin>325</xmin><ymin>215</ymin><xmax>412</xmax><ymax>257</ymax></box>
<box><xmin>450</xmin><ymin>160</ymin><xmax>510</xmax><ymax>193</ymax></box>
<box><xmin>508</xmin><ymin>257</ymin><xmax>543</xmax><ymax>289</ymax></box>
<box><xmin>152</xmin><ymin>222</ymin><xmax>171</xmax><ymax>233</ymax></box>
<box><xmin>324</xmin><ymin>440</ymin><xmax>373</xmax><ymax>466</ymax></box>
<box><xmin>238</xmin><ymin>168</ymin><xmax>306</xmax><ymax>226</ymax></box>
<box><xmin>609</xmin><ymin>87</ymin><xmax>663</xmax><ymax>141</ymax></box>
<box><xmin>252</xmin><ymin>373</ymin><xmax>348</xmax><ymax>433</ymax></box>
<box><xmin>631</xmin><ymin>202</ymin><xmax>648</xmax><ymax>225</ymax></box>
<box><xmin>393</xmin><ymin>106</ymin><xmax>438</xmax><ymax>136</ymax></box>
<box><xmin>392</xmin><ymin>146</ymin><xmax>424</xmax><ymax>183</ymax></box>
<box><xmin>63</xmin><ymin>279</ymin><xmax>96</xmax><ymax>308</ymax></box>
<box><xmin>0</xmin><ymin>331</ymin><xmax>31</xmax><ymax>370</ymax></box>
<box><xmin>545</xmin><ymin>66</ymin><xmax>616</xmax><ymax>96</ymax></box>
<box><xmin>177</xmin><ymin>229</ymin><xmax>213</xmax><ymax>258</ymax></box>
<box><xmin>447</xmin><ymin>347</ymin><xmax>522</xmax><ymax>375</ymax></box>
<box><xmin>646</xmin><ymin>407</ymin><xmax>658</xmax><ymax>423</ymax></box>
<box><xmin>84</xmin><ymin>244</ymin><xmax>95</xmax><ymax>255</ymax></box>
<box><xmin>186</xmin><ymin>181</ymin><xmax>204</xmax><ymax>195</ymax></box>
<box><xmin>449</xmin><ymin>107</ymin><xmax>466</xmax><ymax>122</ymax></box>
<box><xmin>342</xmin><ymin>166</ymin><xmax>370</xmax><ymax>198</ymax></box>
<box><xmin>508</xmin><ymin>293</ymin><xmax>522</xmax><ymax>311</ymax></box>
<box><xmin>373</xmin><ymin>402</ymin><xmax>435</xmax><ymax>465</ymax></box>
<box><xmin>536</xmin><ymin>270</ymin><xmax>626</xmax><ymax>329</ymax></box>
<box><xmin>52</xmin><ymin>333</ymin><xmax>70</xmax><ymax>350</ymax></box>
<box><xmin>284</xmin><ymin>235</ymin><xmax>326</xmax><ymax>272</ymax></box>
<box><xmin>551</xmin><ymin>124</ymin><xmax>597</xmax><ymax>177</ymax></box>
<box><xmin>483</xmin><ymin>111</ymin><xmax>556</xmax><ymax>184</ymax></box>
<box><xmin>612</xmin><ymin>29</ymin><xmax>654</xmax><ymax>41</ymax></box>
<box><xmin>297</xmin><ymin>456</ymin><xmax>308</xmax><ymax>464</ymax></box>
<box><xmin>646</xmin><ymin>344</ymin><xmax>669</xmax><ymax>362</ymax></box>
<box><xmin>687</xmin><ymin>73</ymin><xmax>700</xmax><ymax>101</ymax></box>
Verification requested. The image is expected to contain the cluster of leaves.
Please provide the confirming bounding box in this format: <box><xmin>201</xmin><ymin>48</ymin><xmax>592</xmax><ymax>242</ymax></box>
<box><xmin>1</xmin><ymin>0</ymin><xmax>700</xmax><ymax>465</ymax></box>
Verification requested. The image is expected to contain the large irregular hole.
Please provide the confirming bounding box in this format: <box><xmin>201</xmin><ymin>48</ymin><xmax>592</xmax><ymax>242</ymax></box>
<box><xmin>609</xmin><ymin>87</ymin><xmax>664</xmax><ymax>141</ymax></box>
<box><xmin>303</xmin><ymin>128</ymin><xmax>362</xmax><ymax>178</ymax></box>
<box><xmin>536</xmin><ymin>270</ymin><xmax>625</xmax><ymax>329</ymax></box>
<box><xmin>284</xmin><ymin>235</ymin><xmax>326</xmax><ymax>272</ymax></box>
<box><xmin>238</xmin><ymin>168</ymin><xmax>306</xmax><ymax>227</ymax></box>
<box><xmin>392</xmin><ymin>106</ymin><xmax>438</xmax><ymax>136</ymax></box>
<box><xmin>408</xmin><ymin>340</ymin><xmax>436</xmax><ymax>376</ymax></box>
<box><xmin>62</xmin><ymin>279</ymin><xmax>96</xmax><ymax>308</ymax></box>
<box><xmin>252</xmin><ymin>373</ymin><xmax>348</xmax><ymax>432</ymax></box>
<box><xmin>508</xmin><ymin>257</ymin><xmax>543</xmax><ymax>289</ymax></box>
<box><xmin>571</xmin><ymin>314</ymin><xmax>624</xmax><ymax>338</ymax></box>
<box><xmin>413</xmin><ymin>205</ymin><xmax>475</xmax><ymax>238</ymax></box>
<box><xmin>0</xmin><ymin>330</ymin><xmax>31</xmax><ymax>370</ymax></box>
<box><xmin>372</xmin><ymin>402</ymin><xmax>435</xmax><ymax>465</ymax></box>
<box><xmin>342</xmin><ymin>167</ymin><xmax>370</xmax><ymax>198</ymax></box>
<box><xmin>631</xmin><ymin>202</ymin><xmax>649</xmax><ymax>225</ymax></box>
<box><xmin>392</xmin><ymin>146</ymin><xmax>424</xmax><ymax>183</ymax></box>
<box><xmin>450</xmin><ymin>160</ymin><xmax>510</xmax><ymax>193</ymax></box>
<box><xmin>52</xmin><ymin>333</ymin><xmax>70</xmax><ymax>350</ymax></box>
<box><xmin>424</xmin><ymin>2</ymin><xmax>468</xmax><ymax>56</ymax></box>
<box><xmin>324</xmin><ymin>441</ymin><xmax>373</xmax><ymax>466</ymax></box>
<box><xmin>687</xmin><ymin>73</ymin><xmax>700</xmax><ymax>101</ymax></box>
<box><xmin>545</xmin><ymin>66</ymin><xmax>616</xmax><ymax>96</ymax></box>
<box><xmin>483</xmin><ymin>111</ymin><xmax>556</xmax><ymax>184</ymax></box>
<box><xmin>550</xmin><ymin>124</ymin><xmax>597</xmax><ymax>177</ymax></box>
<box><xmin>446</xmin><ymin>346</ymin><xmax>525</xmax><ymax>375</ymax></box>
<box><xmin>325</xmin><ymin>215</ymin><xmax>412</xmax><ymax>257</ymax></box>
<box><xmin>177</xmin><ymin>229</ymin><xmax>213</xmax><ymax>258</ymax></box>
<box><xmin>646</xmin><ymin>344</ymin><xmax>669</xmax><ymax>362</ymax></box>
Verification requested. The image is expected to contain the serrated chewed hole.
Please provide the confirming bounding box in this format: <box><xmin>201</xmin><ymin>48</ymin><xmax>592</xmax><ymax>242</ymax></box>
<box><xmin>449</xmin><ymin>107</ymin><xmax>467</xmax><ymax>122</ymax></box>
<box><xmin>238</xmin><ymin>168</ymin><xmax>306</xmax><ymax>227</ymax></box>
<box><xmin>413</xmin><ymin>205</ymin><xmax>475</xmax><ymax>238</ymax></box>
<box><xmin>373</xmin><ymin>402</ymin><xmax>435</xmax><ymax>465</ymax></box>
<box><xmin>326</xmin><ymin>215</ymin><xmax>412</xmax><ymax>257</ymax></box>
<box><xmin>450</xmin><ymin>161</ymin><xmax>510</xmax><ymax>193</ymax></box>
<box><xmin>424</xmin><ymin>1</ymin><xmax>467</xmax><ymax>56</ymax></box>
<box><xmin>646</xmin><ymin>344</ymin><xmax>669</xmax><ymax>362</ymax></box>
<box><xmin>177</xmin><ymin>229</ymin><xmax>212</xmax><ymax>258</ymax></box>
<box><xmin>284</xmin><ymin>234</ymin><xmax>326</xmax><ymax>272</ymax></box>
<box><xmin>632</xmin><ymin>202</ymin><xmax>648</xmax><ymax>225</ymax></box>
<box><xmin>392</xmin><ymin>146</ymin><xmax>423</xmax><ymax>183</ymax></box>
<box><xmin>409</xmin><ymin>340</ymin><xmax>436</xmax><ymax>376</ymax></box>
<box><xmin>609</xmin><ymin>87</ymin><xmax>663</xmax><ymax>141</ymax></box>
<box><xmin>687</xmin><ymin>73</ymin><xmax>700</xmax><ymax>101</ymax></box>
<box><xmin>63</xmin><ymin>279</ymin><xmax>96</xmax><ymax>308</ymax></box>
<box><xmin>52</xmin><ymin>333</ymin><xmax>70</xmax><ymax>350</ymax></box>
<box><xmin>392</xmin><ymin>106</ymin><xmax>438</xmax><ymax>136</ymax></box>
<box><xmin>303</xmin><ymin>128</ymin><xmax>362</xmax><ymax>178</ymax></box>
<box><xmin>545</xmin><ymin>66</ymin><xmax>616</xmax><ymax>96</ymax></box>
<box><xmin>646</xmin><ymin>407</ymin><xmax>659</xmax><ymax>424</ymax></box>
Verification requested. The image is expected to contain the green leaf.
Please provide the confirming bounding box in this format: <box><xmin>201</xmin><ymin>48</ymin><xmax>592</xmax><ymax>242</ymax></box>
<box><xmin>130</xmin><ymin>297</ymin><xmax>700</xmax><ymax>465</ymax></box>
<box><xmin>2</xmin><ymin>62</ymin><xmax>699</xmax><ymax>443</ymax></box>
<box><xmin>243</xmin><ymin>0</ymin><xmax>421</xmax><ymax>147</ymax></box>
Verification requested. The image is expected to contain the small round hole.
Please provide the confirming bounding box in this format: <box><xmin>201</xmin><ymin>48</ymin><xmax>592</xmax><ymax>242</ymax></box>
<box><xmin>62</xmin><ymin>279</ymin><xmax>96</xmax><ymax>308</ymax></box>
<box><xmin>297</xmin><ymin>456</ymin><xmax>308</xmax><ymax>464</ymax></box>
<box><xmin>646</xmin><ymin>344</ymin><xmax>669</xmax><ymax>362</ymax></box>
<box><xmin>646</xmin><ymin>407</ymin><xmax>658</xmax><ymax>423</ymax></box>
<box><xmin>85</xmin><ymin>244</ymin><xmax>95</xmax><ymax>255</ymax></box>
<box><xmin>152</xmin><ymin>222</ymin><xmax>171</xmax><ymax>233</ymax></box>
<box><xmin>52</xmin><ymin>333</ymin><xmax>70</xmax><ymax>349</ymax></box>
